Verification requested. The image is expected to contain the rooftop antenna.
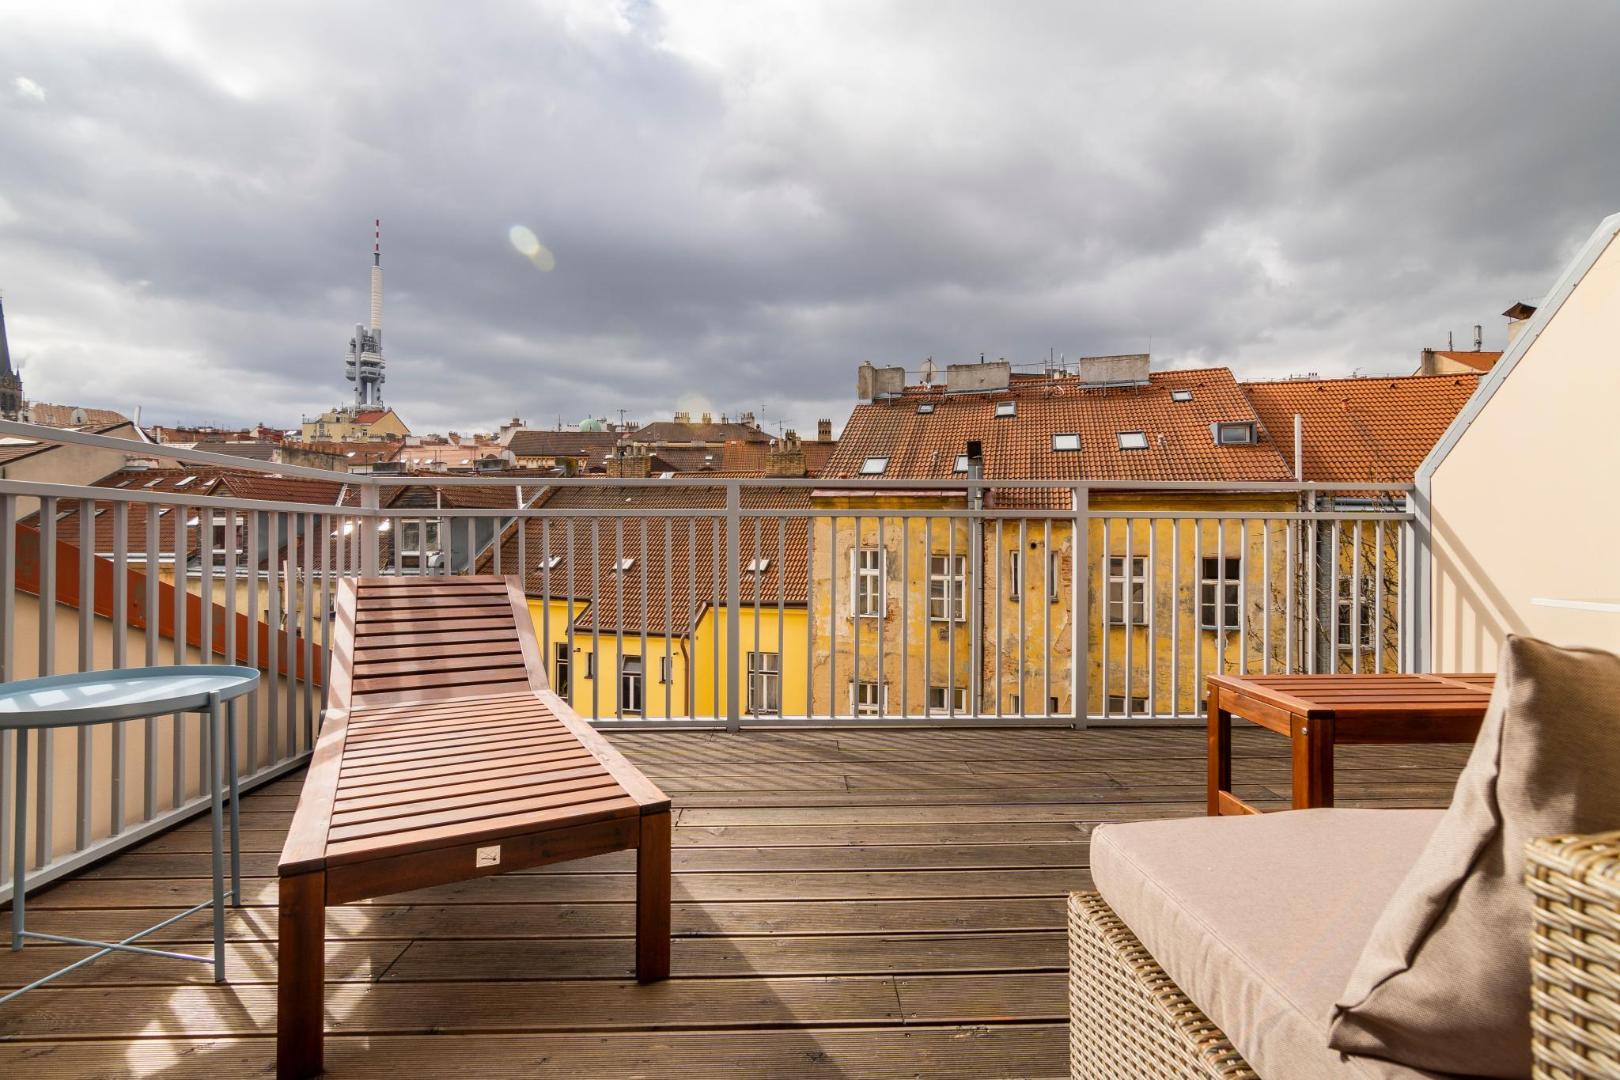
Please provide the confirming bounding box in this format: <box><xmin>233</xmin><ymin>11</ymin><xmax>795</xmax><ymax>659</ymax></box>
<box><xmin>919</xmin><ymin>357</ymin><xmax>938</xmax><ymax>386</ymax></box>
<box><xmin>371</xmin><ymin>219</ymin><xmax>382</xmax><ymax>336</ymax></box>
<box><xmin>1473</xmin><ymin>324</ymin><xmax>1483</xmax><ymax>351</ymax></box>
<box><xmin>1448</xmin><ymin>330</ymin><xmax>1454</xmax><ymax>351</ymax></box>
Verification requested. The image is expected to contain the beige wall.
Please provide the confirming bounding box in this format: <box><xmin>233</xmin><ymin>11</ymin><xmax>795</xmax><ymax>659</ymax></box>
<box><xmin>1429</xmin><ymin>227</ymin><xmax>1620</xmax><ymax>669</ymax></box>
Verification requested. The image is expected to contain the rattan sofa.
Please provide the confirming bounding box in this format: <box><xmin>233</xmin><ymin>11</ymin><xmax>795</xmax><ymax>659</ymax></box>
<box><xmin>1070</xmin><ymin>828</ymin><xmax>1620</xmax><ymax>1079</ymax></box>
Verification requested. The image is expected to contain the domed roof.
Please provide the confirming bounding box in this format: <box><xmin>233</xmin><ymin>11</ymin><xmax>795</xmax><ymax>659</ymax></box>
<box><xmin>578</xmin><ymin>417</ymin><xmax>606</xmax><ymax>432</ymax></box>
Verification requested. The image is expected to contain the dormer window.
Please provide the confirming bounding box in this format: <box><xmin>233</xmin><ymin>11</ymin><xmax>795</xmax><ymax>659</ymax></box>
<box><xmin>1213</xmin><ymin>422</ymin><xmax>1257</xmax><ymax>446</ymax></box>
<box><xmin>994</xmin><ymin>401</ymin><xmax>1017</xmax><ymax>418</ymax></box>
<box><xmin>916</xmin><ymin>403</ymin><xmax>935</xmax><ymax>415</ymax></box>
<box><xmin>860</xmin><ymin>457</ymin><xmax>889</xmax><ymax>475</ymax></box>
<box><xmin>1116</xmin><ymin>431</ymin><xmax>1149</xmax><ymax>451</ymax></box>
<box><xmin>1171</xmin><ymin>389</ymin><xmax>1194</xmax><ymax>403</ymax></box>
<box><xmin>1052</xmin><ymin>433</ymin><xmax>1081</xmax><ymax>452</ymax></box>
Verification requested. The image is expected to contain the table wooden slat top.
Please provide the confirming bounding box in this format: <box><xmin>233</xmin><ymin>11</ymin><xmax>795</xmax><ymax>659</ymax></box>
<box><xmin>1207</xmin><ymin>672</ymin><xmax>1495</xmax><ymax>815</ymax></box>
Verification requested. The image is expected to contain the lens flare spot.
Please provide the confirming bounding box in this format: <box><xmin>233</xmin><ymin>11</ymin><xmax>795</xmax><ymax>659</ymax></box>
<box><xmin>508</xmin><ymin>225</ymin><xmax>556</xmax><ymax>271</ymax></box>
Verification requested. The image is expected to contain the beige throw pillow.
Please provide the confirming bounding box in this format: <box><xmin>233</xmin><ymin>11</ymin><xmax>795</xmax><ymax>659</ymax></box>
<box><xmin>1328</xmin><ymin>636</ymin><xmax>1620</xmax><ymax>1077</ymax></box>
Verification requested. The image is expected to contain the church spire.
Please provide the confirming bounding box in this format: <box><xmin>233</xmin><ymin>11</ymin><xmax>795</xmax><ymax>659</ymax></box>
<box><xmin>0</xmin><ymin>294</ymin><xmax>22</xmax><ymax>421</ymax></box>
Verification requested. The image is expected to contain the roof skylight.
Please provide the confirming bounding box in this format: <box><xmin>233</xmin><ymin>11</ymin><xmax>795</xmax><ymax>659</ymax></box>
<box><xmin>1213</xmin><ymin>421</ymin><xmax>1257</xmax><ymax>446</ymax></box>
<box><xmin>952</xmin><ymin>455</ymin><xmax>969</xmax><ymax>473</ymax></box>
<box><xmin>745</xmin><ymin>557</ymin><xmax>771</xmax><ymax>573</ymax></box>
<box><xmin>1116</xmin><ymin>431</ymin><xmax>1149</xmax><ymax>451</ymax></box>
<box><xmin>860</xmin><ymin>456</ymin><xmax>889</xmax><ymax>475</ymax></box>
<box><xmin>539</xmin><ymin>555</ymin><xmax>562</xmax><ymax>571</ymax></box>
<box><xmin>614</xmin><ymin>557</ymin><xmax>637</xmax><ymax>571</ymax></box>
<box><xmin>1052</xmin><ymin>433</ymin><xmax>1081</xmax><ymax>452</ymax></box>
<box><xmin>916</xmin><ymin>403</ymin><xmax>935</xmax><ymax>415</ymax></box>
<box><xmin>174</xmin><ymin>476</ymin><xmax>197</xmax><ymax>488</ymax></box>
<box><xmin>1171</xmin><ymin>389</ymin><xmax>1194</xmax><ymax>403</ymax></box>
<box><xmin>995</xmin><ymin>401</ymin><xmax>1017</xmax><ymax>418</ymax></box>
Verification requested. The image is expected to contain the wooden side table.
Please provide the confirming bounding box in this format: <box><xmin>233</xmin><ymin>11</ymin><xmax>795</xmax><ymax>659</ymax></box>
<box><xmin>1205</xmin><ymin>673</ymin><xmax>1493</xmax><ymax>816</ymax></box>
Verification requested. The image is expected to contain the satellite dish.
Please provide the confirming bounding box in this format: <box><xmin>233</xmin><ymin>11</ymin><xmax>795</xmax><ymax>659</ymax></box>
<box><xmin>919</xmin><ymin>358</ymin><xmax>937</xmax><ymax>386</ymax></box>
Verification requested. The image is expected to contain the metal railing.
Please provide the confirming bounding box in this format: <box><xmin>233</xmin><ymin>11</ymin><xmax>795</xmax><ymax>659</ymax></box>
<box><xmin>0</xmin><ymin>420</ymin><xmax>1420</xmax><ymax>899</ymax></box>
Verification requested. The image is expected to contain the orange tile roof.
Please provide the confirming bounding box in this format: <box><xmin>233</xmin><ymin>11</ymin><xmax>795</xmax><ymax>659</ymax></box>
<box><xmin>24</xmin><ymin>402</ymin><xmax>131</xmax><ymax>428</ymax></box>
<box><xmin>1239</xmin><ymin>373</ymin><xmax>1481</xmax><ymax>484</ymax></box>
<box><xmin>1429</xmin><ymin>350</ymin><xmax>1501</xmax><ymax>373</ymax></box>
<box><xmin>825</xmin><ymin>369</ymin><xmax>1292</xmax><ymax>506</ymax></box>
<box><xmin>479</xmin><ymin>484</ymin><xmax>809</xmax><ymax>635</ymax></box>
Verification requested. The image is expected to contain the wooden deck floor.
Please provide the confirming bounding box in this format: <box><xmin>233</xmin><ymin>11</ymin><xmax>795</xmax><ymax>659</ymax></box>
<box><xmin>0</xmin><ymin>726</ymin><xmax>1468</xmax><ymax>1078</ymax></box>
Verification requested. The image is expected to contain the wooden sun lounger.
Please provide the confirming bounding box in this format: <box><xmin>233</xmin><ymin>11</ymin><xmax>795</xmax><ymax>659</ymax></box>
<box><xmin>276</xmin><ymin>575</ymin><xmax>670</xmax><ymax>1080</ymax></box>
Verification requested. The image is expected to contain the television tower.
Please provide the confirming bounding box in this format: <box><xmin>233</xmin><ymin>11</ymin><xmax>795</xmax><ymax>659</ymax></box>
<box><xmin>344</xmin><ymin>220</ymin><xmax>386</xmax><ymax>407</ymax></box>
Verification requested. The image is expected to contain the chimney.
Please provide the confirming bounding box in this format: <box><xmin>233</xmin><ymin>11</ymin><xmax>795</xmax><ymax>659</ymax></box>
<box><xmin>1473</xmin><ymin>324</ymin><xmax>1483</xmax><ymax>351</ymax></box>
<box><xmin>945</xmin><ymin>361</ymin><xmax>1011</xmax><ymax>393</ymax></box>
<box><xmin>1503</xmin><ymin>301</ymin><xmax>1537</xmax><ymax>346</ymax></box>
<box><xmin>700</xmin><ymin>411</ymin><xmax>712</xmax><ymax>425</ymax></box>
<box><xmin>739</xmin><ymin>410</ymin><xmax>756</xmax><ymax>427</ymax></box>
<box><xmin>857</xmin><ymin>361</ymin><xmax>906</xmax><ymax>401</ymax></box>
<box><xmin>673</xmin><ymin>410</ymin><xmax>691</xmax><ymax>424</ymax></box>
<box><xmin>606</xmin><ymin>443</ymin><xmax>651</xmax><ymax>479</ymax></box>
<box><xmin>1076</xmin><ymin>354</ymin><xmax>1150</xmax><ymax>386</ymax></box>
<box><xmin>816</xmin><ymin>418</ymin><xmax>833</xmax><ymax>442</ymax></box>
<box><xmin>767</xmin><ymin>431</ymin><xmax>806</xmax><ymax>477</ymax></box>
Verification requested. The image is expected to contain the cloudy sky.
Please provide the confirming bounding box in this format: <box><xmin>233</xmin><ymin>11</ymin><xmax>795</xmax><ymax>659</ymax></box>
<box><xmin>1</xmin><ymin>1</ymin><xmax>1617</xmax><ymax>437</ymax></box>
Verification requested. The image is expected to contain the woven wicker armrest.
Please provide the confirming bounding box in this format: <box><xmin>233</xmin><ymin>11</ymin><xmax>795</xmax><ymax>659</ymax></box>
<box><xmin>1527</xmin><ymin>830</ymin><xmax>1620</xmax><ymax>1079</ymax></box>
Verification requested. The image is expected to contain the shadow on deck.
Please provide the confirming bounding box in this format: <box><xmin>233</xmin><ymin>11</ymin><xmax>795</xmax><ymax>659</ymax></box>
<box><xmin>0</xmin><ymin>726</ymin><xmax>1468</xmax><ymax>1078</ymax></box>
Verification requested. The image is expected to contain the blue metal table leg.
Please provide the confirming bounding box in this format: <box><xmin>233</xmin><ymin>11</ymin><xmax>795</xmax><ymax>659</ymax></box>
<box><xmin>10</xmin><ymin>728</ymin><xmax>25</xmax><ymax>952</ymax></box>
<box><xmin>207</xmin><ymin>692</ymin><xmax>226</xmax><ymax>982</ymax></box>
<box><xmin>226</xmin><ymin>698</ymin><xmax>241</xmax><ymax>906</ymax></box>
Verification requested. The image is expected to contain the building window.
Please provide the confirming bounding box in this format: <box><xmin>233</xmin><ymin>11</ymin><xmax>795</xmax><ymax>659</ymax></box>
<box><xmin>620</xmin><ymin>655</ymin><xmax>644</xmax><ymax>715</ymax></box>
<box><xmin>539</xmin><ymin>554</ymin><xmax>562</xmax><ymax>571</ymax></box>
<box><xmin>916</xmin><ymin>403</ymin><xmax>935</xmax><ymax>415</ymax></box>
<box><xmin>660</xmin><ymin>655</ymin><xmax>673</xmax><ymax>684</ymax></box>
<box><xmin>554</xmin><ymin>644</ymin><xmax>572</xmax><ymax>700</ymax></box>
<box><xmin>400</xmin><ymin>519</ymin><xmax>440</xmax><ymax>572</ymax></box>
<box><xmin>1336</xmin><ymin>576</ymin><xmax>1376</xmax><ymax>652</ymax></box>
<box><xmin>952</xmin><ymin>454</ymin><xmax>968</xmax><ymax>473</ymax></box>
<box><xmin>1171</xmin><ymin>389</ymin><xmax>1194</xmax><ymax>403</ymax></box>
<box><xmin>1007</xmin><ymin>693</ymin><xmax>1021</xmax><ymax>714</ymax></box>
<box><xmin>1046</xmin><ymin>550</ymin><xmax>1062</xmax><ymax>602</ymax></box>
<box><xmin>853</xmin><ymin>680</ymin><xmax>884</xmax><ymax>716</ymax></box>
<box><xmin>1007</xmin><ymin>550</ymin><xmax>1022</xmax><ymax>598</ymax></box>
<box><xmin>1052</xmin><ymin>433</ymin><xmax>1081</xmax><ymax>452</ymax></box>
<box><xmin>1213</xmin><ymin>421</ymin><xmax>1257</xmax><ymax>445</ymax></box>
<box><xmin>585</xmin><ymin>652</ymin><xmax>596</xmax><ymax>679</ymax></box>
<box><xmin>1200</xmin><ymin>556</ymin><xmax>1242</xmax><ymax>630</ymax></box>
<box><xmin>851</xmin><ymin>547</ymin><xmax>885</xmax><ymax>617</ymax></box>
<box><xmin>860</xmin><ymin>456</ymin><xmax>889</xmax><ymax>475</ymax></box>
<box><xmin>747</xmin><ymin>651</ymin><xmax>781</xmax><ymax>714</ymax></box>
<box><xmin>745</xmin><ymin>557</ymin><xmax>771</xmax><ymax>573</ymax></box>
<box><xmin>995</xmin><ymin>401</ymin><xmax>1017</xmax><ymax>418</ymax></box>
<box><xmin>1116</xmin><ymin>431</ymin><xmax>1149</xmax><ymax>450</ymax></box>
<box><xmin>1107</xmin><ymin>556</ymin><xmax>1147</xmax><ymax>625</ymax></box>
<box><xmin>613</xmin><ymin>556</ymin><xmax>637</xmax><ymax>572</ymax></box>
<box><xmin>1106</xmin><ymin>694</ymin><xmax>1149</xmax><ymax>716</ymax></box>
<box><xmin>928</xmin><ymin>554</ymin><xmax>966</xmax><ymax>622</ymax></box>
<box><xmin>927</xmin><ymin>685</ymin><xmax>969</xmax><ymax>715</ymax></box>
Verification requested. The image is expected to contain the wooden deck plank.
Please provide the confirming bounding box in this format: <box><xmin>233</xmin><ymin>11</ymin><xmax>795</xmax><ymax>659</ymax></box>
<box><xmin>0</xmin><ymin>725</ymin><xmax>1466</xmax><ymax>1080</ymax></box>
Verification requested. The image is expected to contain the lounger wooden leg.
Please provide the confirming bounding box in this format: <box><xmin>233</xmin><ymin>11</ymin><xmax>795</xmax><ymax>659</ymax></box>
<box><xmin>636</xmin><ymin>810</ymin><xmax>671</xmax><ymax>983</ymax></box>
<box><xmin>278</xmin><ymin>870</ymin><xmax>326</xmax><ymax>1080</ymax></box>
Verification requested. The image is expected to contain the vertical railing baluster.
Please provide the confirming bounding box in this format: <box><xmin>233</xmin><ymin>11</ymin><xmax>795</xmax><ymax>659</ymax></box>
<box><xmin>566</xmin><ymin>519</ymin><xmax>576</xmax><ymax>711</ymax></box>
<box><xmin>1098</xmin><ymin>516</ymin><xmax>1109</xmax><ymax>721</ymax></box>
<box><xmin>665</xmin><ymin>518</ymin><xmax>674</xmax><ymax>720</ymax></box>
<box><xmin>1329</xmin><ymin>520</ymin><xmax>1341</xmax><ymax>675</ymax></box>
<box><xmin>246</xmin><ymin>510</ymin><xmax>261</xmax><ymax>775</ymax></box>
<box><xmin>853</xmin><ymin>514</ymin><xmax>861</xmax><ymax>720</ymax></box>
<box><xmin>1122</xmin><ymin>517</ymin><xmax>1132</xmax><ymax>720</ymax></box>
<box><xmin>614</xmin><ymin>519</ymin><xmax>624</xmax><ymax>722</ymax></box>
<box><xmin>725</xmin><ymin>483</ymin><xmax>741</xmax><ymax>730</ymax></box>
<box><xmin>0</xmin><ymin>495</ymin><xmax>15</xmax><ymax>883</ymax></box>
<box><xmin>1017</xmin><ymin>518</ymin><xmax>1027</xmax><ymax>720</ymax></box>
<box><xmin>1375</xmin><ymin>519</ymin><xmax>1386</xmax><ymax>674</ymax></box>
<box><xmin>922</xmin><ymin>517</ymin><xmax>933</xmax><ymax>719</ymax></box>
<box><xmin>110</xmin><ymin>501</ymin><xmax>128</xmax><ymax>836</ymax></box>
<box><xmin>898</xmin><ymin>515</ymin><xmax>908</xmax><ymax>719</ymax></box>
<box><xmin>198</xmin><ymin>506</ymin><xmax>215</xmax><ymax>800</ymax></box>
<box><xmin>994</xmin><ymin>520</ymin><xmax>1003</xmax><ymax>720</ymax></box>
<box><xmin>751</xmin><ymin>517</ymin><xmax>762</xmax><ymax>720</ymax></box>
<box><xmin>687</xmin><ymin>517</ymin><xmax>697</xmax><ymax>719</ymax></box>
<box><xmin>1070</xmin><ymin>491</ymin><xmax>1087</xmax><ymax>725</ymax></box>
<box><xmin>1192</xmin><ymin>518</ymin><xmax>1201</xmax><ymax>714</ymax></box>
<box><xmin>302</xmin><ymin>512</ymin><xmax>315</xmax><ymax>748</ymax></box>
<box><xmin>776</xmin><ymin>516</ymin><xmax>786</xmax><ymax>719</ymax></box>
<box><xmin>591</xmin><ymin>519</ymin><xmax>601</xmax><ymax>722</ymax></box>
<box><xmin>1238</xmin><ymin>518</ymin><xmax>1250</xmax><ymax>676</ymax></box>
<box><xmin>876</xmin><ymin>515</ymin><xmax>886</xmax><ymax>721</ymax></box>
<box><xmin>947</xmin><ymin>513</ymin><xmax>957</xmax><ymax>721</ymax></box>
<box><xmin>76</xmin><ymin>499</ymin><xmax>95</xmax><ymax>849</ymax></box>
<box><xmin>266</xmin><ymin>513</ymin><xmax>280</xmax><ymax>765</ymax></box>
<box><xmin>172</xmin><ymin>502</ymin><xmax>187</xmax><ymax>808</ymax></box>
<box><xmin>1352</xmin><ymin>519</ymin><xmax>1364</xmax><ymax>674</ymax></box>
<box><xmin>540</xmin><ymin>518</ymin><xmax>552</xmax><ymax>690</ymax></box>
<box><xmin>640</xmin><ymin>519</ymin><xmax>650</xmax><ymax>718</ymax></box>
<box><xmin>1169</xmin><ymin>516</ymin><xmax>1180</xmax><ymax>719</ymax></box>
<box><xmin>1261</xmin><ymin>519</ymin><xmax>1271</xmax><ymax>675</ymax></box>
<box><xmin>802</xmin><ymin>513</ymin><xmax>814</xmax><ymax>721</ymax></box>
<box><xmin>711</xmin><ymin>516</ymin><xmax>721</xmax><ymax>722</ymax></box>
<box><xmin>828</xmin><ymin>515</ymin><xmax>837</xmax><ymax>722</ymax></box>
<box><xmin>1307</xmin><ymin>515</ymin><xmax>1319</xmax><ymax>674</ymax></box>
<box><xmin>1145</xmin><ymin>518</ymin><xmax>1155</xmax><ymax>719</ymax></box>
<box><xmin>144</xmin><ymin>502</ymin><xmax>159</xmax><ymax>818</ymax></box>
<box><xmin>38</xmin><ymin>496</ymin><xmax>56</xmax><ymax>866</ymax></box>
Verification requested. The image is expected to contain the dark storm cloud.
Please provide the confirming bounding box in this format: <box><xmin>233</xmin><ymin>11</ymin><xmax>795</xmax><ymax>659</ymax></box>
<box><xmin>0</xmin><ymin>1</ymin><xmax>1616</xmax><ymax>436</ymax></box>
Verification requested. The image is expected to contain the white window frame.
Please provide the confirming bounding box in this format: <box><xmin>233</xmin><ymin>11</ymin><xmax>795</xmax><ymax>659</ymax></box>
<box><xmin>927</xmin><ymin>685</ymin><xmax>969</xmax><ymax>715</ymax></box>
<box><xmin>747</xmin><ymin>651</ymin><xmax>781</xmax><ymax>714</ymax></box>
<box><xmin>1116</xmin><ymin>431</ymin><xmax>1149</xmax><ymax>450</ymax></box>
<box><xmin>614</xmin><ymin>556</ymin><xmax>637</xmax><ymax>572</ymax></box>
<box><xmin>660</xmin><ymin>655</ymin><xmax>674</xmax><ymax>684</ymax></box>
<box><xmin>1336</xmin><ymin>575</ymin><xmax>1376</xmax><ymax>652</ymax></box>
<box><xmin>1007</xmin><ymin>549</ymin><xmax>1022</xmax><ymax>599</ymax></box>
<box><xmin>1106</xmin><ymin>694</ymin><xmax>1149</xmax><ymax>716</ymax></box>
<box><xmin>554</xmin><ymin>643</ymin><xmax>572</xmax><ymax>700</ymax></box>
<box><xmin>1171</xmin><ymin>389</ymin><xmax>1194</xmax><ymax>403</ymax></box>
<box><xmin>995</xmin><ymin>401</ymin><xmax>1017</xmax><ymax>418</ymax></box>
<box><xmin>1051</xmin><ymin>433</ymin><xmax>1081</xmax><ymax>452</ymax></box>
<box><xmin>745</xmin><ymin>556</ymin><xmax>771</xmax><ymax>573</ymax></box>
<box><xmin>619</xmin><ymin>655</ymin><xmax>644</xmax><ymax>715</ymax></box>
<box><xmin>916</xmin><ymin>402</ymin><xmax>935</xmax><ymax>415</ymax></box>
<box><xmin>860</xmin><ymin>457</ymin><xmax>889</xmax><ymax>475</ymax></box>
<box><xmin>1106</xmin><ymin>555</ymin><xmax>1148</xmax><ymax>625</ymax></box>
<box><xmin>851</xmin><ymin>680</ymin><xmax>886</xmax><ymax>716</ymax></box>
<box><xmin>1046</xmin><ymin>549</ymin><xmax>1062</xmax><ymax>602</ymax></box>
<box><xmin>1214</xmin><ymin>421</ymin><xmax>1256</xmax><ymax>445</ymax></box>
<box><xmin>952</xmin><ymin>455</ymin><xmax>968</xmax><ymax>473</ymax></box>
<box><xmin>1199</xmin><ymin>556</ymin><xmax>1242</xmax><ymax>631</ymax></box>
<box><xmin>927</xmin><ymin>553</ymin><xmax>966</xmax><ymax>622</ymax></box>
<box><xmin>539</xmin><ymin>554</ymin><xmax>562</xmax><ymax>571</ymax></box>
<box><xmin>850</xmin><ymin>547</ymin><xmax>886</xmax><ymax>617</ymax></box>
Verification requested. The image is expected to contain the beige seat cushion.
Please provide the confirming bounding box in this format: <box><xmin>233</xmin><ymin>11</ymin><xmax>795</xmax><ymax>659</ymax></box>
<box><xmin>1329</xmin><ymin>637</ymin><xmax>1620</xmax><ymax>1077</ymax></box>
<box><xmin>1092</xmin><ymin>808</ymin><xmax>1452</xmax><ymax>1080</ymax></box>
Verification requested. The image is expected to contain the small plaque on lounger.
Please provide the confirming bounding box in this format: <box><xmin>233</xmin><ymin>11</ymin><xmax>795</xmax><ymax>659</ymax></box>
<box><xmin>476</xmin><ymin>845</ymin><xmax>501</xmax><ymax>867</ymax></box>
